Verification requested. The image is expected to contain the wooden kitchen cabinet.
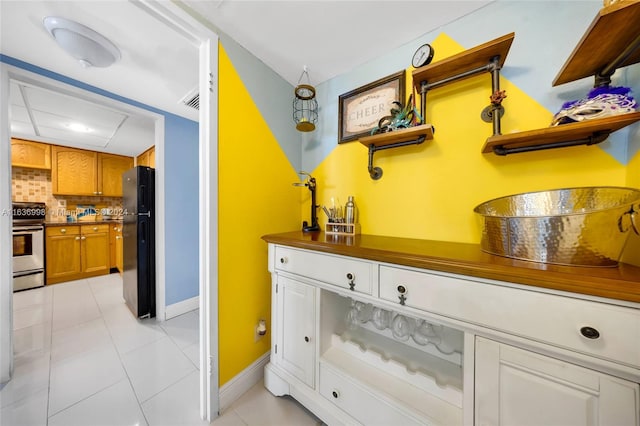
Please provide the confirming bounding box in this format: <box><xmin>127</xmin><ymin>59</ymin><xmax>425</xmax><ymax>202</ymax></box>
<box><xmin>136</xmin><ymin>146</ymin><xmax>155</xmax><ymax>168</ymax></box>
<box><xmin>11</xmin><ymin>138</ymin><xmax>51</xmax><ymax>169</ymax></box>
<box><xmin>475</xmin><ymin>337</ymin><xmax>640</xmax><ymax>425</ymax></box>
<box><xmin>51</xmin><ymin>145</ymin><xmax>132</xmax><ymax>196</ymax></box>
<box><xmin>46</xmin><ymin>224</ymin><xmax>110</xmax><ymax>284</ymax></box>
<box><xmin>109</xmin><ymin>224</ymin><xmax>123</xmax><ymax>274</ymax></box>
<box><xmin>98</xmin><ymin>153</ymin><xmax>133</xmax><ymax>196</ymax></box>
<box><xmin>263</xmin><ymin>232</ymin><xmax>640</xmax><ymax>426</ymax></box>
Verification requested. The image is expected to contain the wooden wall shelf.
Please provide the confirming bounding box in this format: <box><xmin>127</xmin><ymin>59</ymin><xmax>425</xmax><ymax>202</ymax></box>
<box><xmin>482</xmin><ymin>112</ymin><xmax>640</xmax><ymax>155</ymax></box>
<box><xmin>553</xmin><ymin>1</ymin><xmax>640</xmax><ymax>86</ymax></box>
<box><xmin>412</xmin><ymin>32</ymin><xmax>515</xmax><ymax>91</ymax></box>
<box><xmin>359</xmin><ymin>124</ymin><xmax>434</xmax><ymax>148</ymax></box>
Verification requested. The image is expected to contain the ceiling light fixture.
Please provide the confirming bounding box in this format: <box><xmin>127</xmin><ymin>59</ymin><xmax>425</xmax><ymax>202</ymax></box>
<box><xmin>66</xmin><ymin>122</ymin><xmax>92</xmax><ymax>133</ymax></box>
<box><xmin>43</xmin><ymin>16</ymin><xmax>121</xmax><ymax>68</ymax></box>
<box><xmin>293</xmin><ymin>66</ymin><xmax>318</xmax><ymax>132</ymax></box>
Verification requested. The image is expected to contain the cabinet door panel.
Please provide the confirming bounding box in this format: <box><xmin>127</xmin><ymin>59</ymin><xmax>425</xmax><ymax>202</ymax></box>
<box><xmin>81</xmin><ymin>226</ymin><xmax>110</xmax><ymax>275</ymax></box>
<box><xmin>46</xmin><ymin>233</ymin><xmax>82</xmax><ymax>284</ymax></box>
<box><xmin>51</xmin><ymin>146</ymin><xmax>97</xmax><ymax>195</ymax></box>
<box><xmin>11</xmin><ymin>139</ymin><xmax>51</xmax><ymax>169</ymax></box>
<box><xmin>475</xmin><ymin>337</ymin><xmax>640</xmax><ymax>426</ymax></box>
<box><xmin>276</xmin><ymin>276</ymin><xmax>315</xmax><ymax>388</ymax></box>
<box><xmin>98</xmin><ymin>153</ymin><xmax>133</xmax><ymax>196</ymax></box>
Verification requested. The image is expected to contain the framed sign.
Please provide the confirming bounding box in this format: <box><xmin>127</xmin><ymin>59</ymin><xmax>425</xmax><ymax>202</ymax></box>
<box><xmin>338</xmin><ymin>70</ymin><xmax>406</xmax><ymax>144</ymax></box>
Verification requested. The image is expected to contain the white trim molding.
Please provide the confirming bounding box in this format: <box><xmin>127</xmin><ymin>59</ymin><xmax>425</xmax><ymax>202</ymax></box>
<box><xmin>219</xmin><ymin>352</ymin><xmax>270</xmax><ymax>412</ymax></box>
<box><xmin>165</xmin><ymin>296</ymin><xmax>199</xmax><ymax>320</ymax></box>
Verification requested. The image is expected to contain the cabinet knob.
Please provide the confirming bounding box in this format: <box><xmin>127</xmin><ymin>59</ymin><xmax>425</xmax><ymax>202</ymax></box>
<box><xmin>279</xmin><ymin>257</ymin><xmax>288</xmax><ymax>264</ymax></box>
<box><xmin>332</xmin><ymin>390</ymin><xmax>339</xmax><ymax>399</ymax></box>
<box><xmin>304</xmin><ymin>336</ymin><xmax>310</xmax><ymax>343</ymax></box>
<box><xmin>60</xmin><ymin>228</ymin><xmax>66</xmax><ymax>234</ymax></box>
<box><xmin>98</xmin><ymin>192</ymin><xmax>103</xmax><ymax>195</ymax></box>
<box><xmin>580</xmin><ymin>326</ymin><xmax>600</xmax><ymax>340</ymax></box>
<box><xmin>93</xmin><ymin>227</ymin><xmax>98</xmax><ymax>231</ymax></box>
<box><xmin>397</xmin><ymin>285</ymin><xmax>407</xmax><ymax>306</ymax></box>
<box><xmin>81</xmin><ymin>236</ymin><xmax>86</xmax><ymax>240</ymax></box>
<box><xmin>346</xmin><ymin>273</ymin><xmax>355</xmax><ymax>291</ymax></box>
<box><xmin>75</xmin><ymin>236</ymin><xmax>80</xmax><ymax>240</ymax></box>
<box><xmin>115</xmin><ymin>236</ymin><xmax>121</xmax><ymax>240</ymax></box>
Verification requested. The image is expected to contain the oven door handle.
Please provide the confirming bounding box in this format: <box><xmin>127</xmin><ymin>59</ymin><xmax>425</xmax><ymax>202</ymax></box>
<box><xmin>13</xmin><ymin>228</ymin><xmax>44</xmax><ymax>233</ymax></box>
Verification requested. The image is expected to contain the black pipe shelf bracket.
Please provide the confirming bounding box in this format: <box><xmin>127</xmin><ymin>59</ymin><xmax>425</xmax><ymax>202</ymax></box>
<box><xmin>367</xmin><ymin>135</ymin><xmax>427</xmax><ymax>180</ymax></box>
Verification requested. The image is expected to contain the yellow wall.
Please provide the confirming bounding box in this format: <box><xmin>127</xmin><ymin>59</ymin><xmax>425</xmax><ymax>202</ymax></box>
<box><xmin>218</xmin><ymin>45</ymin><xmax>301</xmax><ymax>385</ymax></box>
<box><xmin>309</xmin><ymin>33</ymin><xmax>628</xmax><ymax>245</ymax></box>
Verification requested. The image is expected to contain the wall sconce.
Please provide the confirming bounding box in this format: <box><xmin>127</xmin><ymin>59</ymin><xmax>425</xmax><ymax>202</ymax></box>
<box><xmin>293</xmin><ymin>66</ymin><xmax>318</xmax><ymax>132</ymax></box>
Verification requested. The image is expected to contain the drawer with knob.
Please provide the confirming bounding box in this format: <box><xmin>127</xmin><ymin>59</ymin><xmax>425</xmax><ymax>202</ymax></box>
<box><xmin>379</xmin><ymin>265</ymin><xmax>640</xmax><ymax>368</ymax></box>
<box><xmin>319</xmin><ymin>362</ymin><xmax>424</xmax><ymax>425</ymax></box>
<box><xmin>46</xmin><ymin>225</ymin><xmax>80</xmax><ymax>237</ymax></box>
<box><xmin>274</xmin><ymin>246</ymin><xmax>373</xmax><ymax>295</ymax></box>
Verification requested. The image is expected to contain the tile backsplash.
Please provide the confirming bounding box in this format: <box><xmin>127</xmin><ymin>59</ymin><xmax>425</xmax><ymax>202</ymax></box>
<box><xmin>12</xmin><ymin>167</ymin><xmax>123</xmax><ymax>221</ymax></box>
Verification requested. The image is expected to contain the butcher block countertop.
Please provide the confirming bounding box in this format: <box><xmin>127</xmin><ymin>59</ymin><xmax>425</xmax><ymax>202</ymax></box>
<box><xmin>262</xmin><ymin>231</ymin><xmax>640</xmax><ymax>304</ymax></box>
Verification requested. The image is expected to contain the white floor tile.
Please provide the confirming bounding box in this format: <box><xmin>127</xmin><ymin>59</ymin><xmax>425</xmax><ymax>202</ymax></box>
<box><xmin>13</xmin><ymin>303</ymin><xmax>52</xmax><ymax>331</ymax></box>
<box><xmin>122</xmin><ymin>336</ymin><xmax>196</xmax><ymax>403</ymax></box>
<box><xmin>89</xmin><ymin>275</ymin><xmax>126</xmax><ymax>314</ymax></box>
<box><xmin>0</xmin><ymin>352</ymin><xmax>50</xmax><ymax>409</ymax></box>
<box><xmin>51</xmin><ymin>318</ymin><xmax>112</xmax><ymax>364</ymax></box>
<box><xmin>48</xmin><ymin>379</ymin><xmax>147</xmax><ymax>426</ymax></box>
<box><xmin>161</xmin><ymin>310</ymin><xmax>199</xmax><ymax>349</ymax></box>
<box><xmin>142</xmin><ymin>370</ymin><xmax>206</xmax><ymax>426</ymax></box>
<box><xmin>229</xmin><ymin>381</ymin><xmax>322</xmax><ymax>426</ymax></box>
<box><xmin>48</xmin><ymin>343</ymin><xmax>126</xmax><ymax>416</ymax></box>
<box><xmin>103</xmin><ymin>304</ymin><xmax>167</xmax><ymax>355</ymax></box>
<box><xmin>13</xmin><ymin>285</ymin><xmax>53</xmax><ymax>311</ymax></box>
<box><xmin>211</xmin><ymin>410</ymin><xmax>248</xmax><ymax>426</ymax></box>
<box><xmin>52</xmin><ymin>280</ymin><xmax>101</xmax><ymax>331</ymax></box>
<box><xmin>0</xmin><ymin>388</ymin><xmax>48</xmax><ymax>426</ymax></box>
<box><xmin>182</xmin><ymin>341</ymin><xmax>200</xmax><ymax>369</ymax></box>
<box><xmin>13</xmin><ymin>321</ymin><xmax>51</xmax><ymax>359</ymax></box>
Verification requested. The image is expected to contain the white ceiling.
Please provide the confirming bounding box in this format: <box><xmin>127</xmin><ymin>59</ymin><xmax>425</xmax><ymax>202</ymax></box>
<box><xmin>0</xmin><ymin>0</ymin><xmax>492</xmax><ymax>156</ymax></box>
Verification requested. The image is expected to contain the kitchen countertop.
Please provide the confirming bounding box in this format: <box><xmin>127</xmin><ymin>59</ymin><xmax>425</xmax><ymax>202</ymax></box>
<box><xmin>262</xmin><ymin>231</ymin><xmax>640</xmax><ymax>304</ymax></box>
<box><xmin>45</xmin><ymin>220</ymin><xmax>123</xmax><ymax>226</ymax></box>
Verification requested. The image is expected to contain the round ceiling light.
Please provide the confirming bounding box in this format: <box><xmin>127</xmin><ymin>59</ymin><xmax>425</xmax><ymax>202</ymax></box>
<box><xmin>43</xmin><ymin>16</ymin><xmax>121</xmax><ymax>68</ymax></box>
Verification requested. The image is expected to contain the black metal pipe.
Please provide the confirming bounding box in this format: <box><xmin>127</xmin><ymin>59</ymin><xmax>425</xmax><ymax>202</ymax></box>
<box><xmin>423</xmin><ymin>63</ymin><xmax>493</xmax><ymax>92</ymax></box>
<box><xmin>490</xmin><ymin>57</ymin><xmax>502</xmax><ymax>136</ymax></box>
<box><xmin>493</xmin><ymin>132</ymin><xmax>609</xmax><ymax>155</ymax></box>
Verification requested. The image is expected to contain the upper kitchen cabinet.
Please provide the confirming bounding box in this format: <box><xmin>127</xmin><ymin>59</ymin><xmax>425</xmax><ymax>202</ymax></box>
<box><xmin>51</xmin><ymin>145</ymin><xmax>133</xmax><ymax>196</ymax></box>
<box><xmin>98</xmin><ymin>153</ymin><xmax>134</xmax><ymax>196</ymax></box>
<box><xmin>11</xmin><ymin>138</ymin><xmax>51</xmax><ymax>169</ymax></box>
<box><xmin>136</xmin><ymin>146</ymin><xmax>155</xmax><ymax>168</ymax></box>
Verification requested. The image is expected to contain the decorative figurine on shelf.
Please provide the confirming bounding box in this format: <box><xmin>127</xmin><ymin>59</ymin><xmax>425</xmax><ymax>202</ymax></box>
<box><xmin>370</xmin><ymin>94</ymin><xmax>423</xmax><ymax>135</ymax></box>
<box><xmin>550</xmin><ymin>86</ymin><xmax>637</xmax><ymax>126</ymax></box>
<box><xmin>292</xmin><ymin>171</ymin><xmax>320</xmax><ymax>232</ymax></box>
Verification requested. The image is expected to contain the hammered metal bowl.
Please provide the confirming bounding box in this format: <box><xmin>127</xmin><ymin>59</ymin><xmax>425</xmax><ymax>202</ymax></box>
<box><xmin>474</xmin><ymin>187</ymin><xmax>640</xmax><ymax>267</ymax></box>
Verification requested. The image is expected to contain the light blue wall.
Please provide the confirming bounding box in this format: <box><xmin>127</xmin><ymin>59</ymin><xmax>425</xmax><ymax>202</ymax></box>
<box><xmin>306</xmin><ymin>0</ymin><xmax>638</xmax><ymax>170</ymax></box>
<box><xmin>0</xmin><ymin>55</ymin><xmax>199</xmax><ymax>306</ymax></box>
<box><xmin>164</xmin><ymin>115</ymin><xmax>199</xmax><ymax>304</ymax></box>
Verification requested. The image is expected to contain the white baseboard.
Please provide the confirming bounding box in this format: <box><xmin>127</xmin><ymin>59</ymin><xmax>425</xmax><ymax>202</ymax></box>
<box><xmin>164</xmin><ymin>296</ymin><xmax>199</xmax><ymax>320</ymax></box>
<box><xmin>219</xmin><ymin>352</ymin><xmax>270</xmax><ymax>411</ymax></box>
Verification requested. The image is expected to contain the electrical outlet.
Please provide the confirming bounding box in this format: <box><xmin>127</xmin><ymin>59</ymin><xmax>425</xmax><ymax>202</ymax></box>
<box><xmin>255</xmin><ymin>319</ymin><xmax>267</xmax><ymax>342</ymax></box>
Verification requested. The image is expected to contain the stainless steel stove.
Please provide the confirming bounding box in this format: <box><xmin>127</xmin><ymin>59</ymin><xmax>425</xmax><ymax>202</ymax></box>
<box><xmin>12</xmin><ymin>202</ymin><xmax>46</xmax><ymax>291</ymax></box>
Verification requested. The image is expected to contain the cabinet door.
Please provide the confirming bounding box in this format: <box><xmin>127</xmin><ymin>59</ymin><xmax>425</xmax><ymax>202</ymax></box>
<box><xmin>11</xmin><ymin>138</ymin><xmax>51</xmax><ymax>169</ymax></box>
<box><xmin>51</xmin><ymin>146</ymin><xmax>97</xmax><ymax>195</ymax></box>
<box><xmin>276</xmin><ymin>276</ymin><xmax>316</xmax><ymax>388</ymax></box>
<box><xmin>81</xmin><ymin>225</ymin><xmax>110</xmax><ymax>275</ymax></box>
<box><xmin>98</xmin><ymin>153</ymin><xmax>133</xmax><ymax>196</ymax></box>
<box><xmin>115</xmin><ymin>227</ymin><xmax>123</xmax><ymax>274</ymax></box>
<box><xmin>46</xmin><ymin>227</ymin><xmax>82</xmax><ymax>284</ymax></box>
<box><xmin>475</xmin><ymin>337</ymin><xmax>640</xmax><ymax>426</ymax></box>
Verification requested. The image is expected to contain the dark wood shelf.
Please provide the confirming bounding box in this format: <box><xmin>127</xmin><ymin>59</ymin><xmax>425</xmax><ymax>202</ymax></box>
<box><xmin>412</xmin><ymin>33</ymin><xmax>515</xmax><ymax>90</ymax></box>
<box><xmin>553</xmin><ymin>1</ymin><xmax>640</xmax><ymax>86</ymax></box>
<box><xmin>482</xmin><ymin>112</ymin><xmax>640</xmax><ymax>154</ymax></box>
<box><xmin>358</xmin><ymin>124</ymin><xmax>434</xmax><ymax>148</ymax></box>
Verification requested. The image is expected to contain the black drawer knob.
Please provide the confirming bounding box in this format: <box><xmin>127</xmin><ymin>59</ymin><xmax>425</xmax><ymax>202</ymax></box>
<box><xmin>279</xmin><ymin>257</ymin><xmax>287</xmax><ymax>264</ymax></box>
<box><xmin>346</xmin><ymin>273</ymin><xmax>354</xmax><ymax>280</ymax></box>
<box><xmin>397</xmin><ymin>285</ymin><xmax>407</xmax><ymax>294</ymax></box>
<box><xmin>304</xmin><ymin>336</ymin><xmax>310</xmax><ymax>343</ymax></box>
<box><xmin>580</xmin><ymin>326</ymin><xmax>600</xmax><ymax>340</ymax></box>
<box><xmin>332</xmin><ymin>390</ymin><xmax>339</xmax><ymax>399</ymax></box>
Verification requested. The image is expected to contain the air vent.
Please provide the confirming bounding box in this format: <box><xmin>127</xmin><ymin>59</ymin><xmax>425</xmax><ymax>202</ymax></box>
<box><xmin>180</xmin><ymin>88</ymin><xmax>199</xmax><ymax>110</ymax></box>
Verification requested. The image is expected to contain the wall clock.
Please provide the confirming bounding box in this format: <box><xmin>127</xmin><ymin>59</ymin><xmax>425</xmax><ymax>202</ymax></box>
<box><xmin>412</xmin><ymin>43</ymin><xmax>434</xmax><ymax>68</ymax></box>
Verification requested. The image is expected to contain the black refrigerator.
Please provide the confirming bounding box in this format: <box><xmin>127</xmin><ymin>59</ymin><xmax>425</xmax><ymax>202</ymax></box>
<box><xmin>122</xmin><ymin>166</ymin><xmax>156</xmax><ymax>318</ymax></box>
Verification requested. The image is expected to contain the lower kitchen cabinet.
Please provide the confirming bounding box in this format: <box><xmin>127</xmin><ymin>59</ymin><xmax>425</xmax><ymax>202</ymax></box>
<box><xmin>109</xmin><ymin>224</ymin><xmax>123</xmax><ymax>274</ymax></box>
<box><xmin>475</xmin><ymin>336</ymin><xmax>640</xmax><ymax>426</ymax></box>
<box><xmin>263</xmin><ymin>241</ymin><xmax>640</xmax><ymax>426</ymax></box>
<box><xmin>46</xmin><ymin>224</ymin><xmax>110</xmax><ymax>284</ymax></box>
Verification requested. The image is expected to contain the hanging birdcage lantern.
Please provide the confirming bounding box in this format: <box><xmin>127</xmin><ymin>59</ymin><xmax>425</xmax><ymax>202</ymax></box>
<box><xmin>293</xmin><ymin>67</ymin><xmax>318</xmax><ymax>132</ymax></box>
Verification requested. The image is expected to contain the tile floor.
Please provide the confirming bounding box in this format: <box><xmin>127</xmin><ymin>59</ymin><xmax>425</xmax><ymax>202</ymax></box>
<box><xmin>0</xmin><ymin>273</ymin><xmax>321</xmax><ymax>426</ymax></box>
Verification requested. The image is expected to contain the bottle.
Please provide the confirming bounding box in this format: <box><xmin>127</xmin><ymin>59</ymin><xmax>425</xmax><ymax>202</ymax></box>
<box><xmin>345</xmin><ymin>196</ymin><xmax>356</xmax><ymax>224</ymax></box>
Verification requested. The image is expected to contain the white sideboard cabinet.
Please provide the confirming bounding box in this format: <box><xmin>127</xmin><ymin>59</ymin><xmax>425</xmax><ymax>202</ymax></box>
<box><xmin>262</xmin><ymin>232</ymin><xmax>640</xmax><ymax>425</ymax></box>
